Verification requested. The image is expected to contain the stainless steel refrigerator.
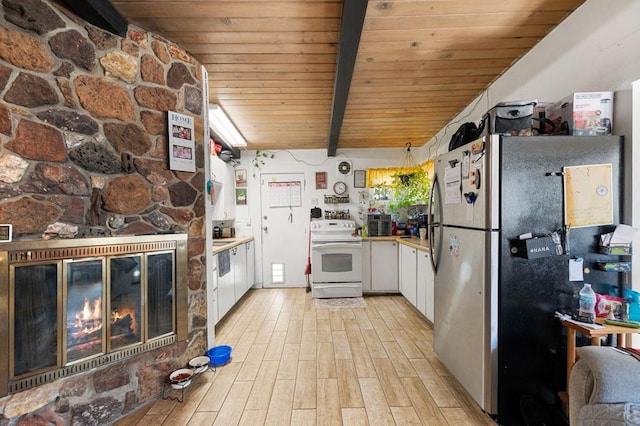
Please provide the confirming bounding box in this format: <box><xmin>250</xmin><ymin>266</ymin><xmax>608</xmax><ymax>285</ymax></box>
<box><xmin>428</xmin><ymin>134</ymin><xmax>624</xmax><ymax>425</ymax></box>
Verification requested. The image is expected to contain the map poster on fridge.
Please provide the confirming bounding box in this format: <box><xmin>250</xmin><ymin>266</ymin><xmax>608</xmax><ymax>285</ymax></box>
<box><xmin>168</xmin><ymin>111</ymin><xmax>196</xmax><ymax>172</ymax></box>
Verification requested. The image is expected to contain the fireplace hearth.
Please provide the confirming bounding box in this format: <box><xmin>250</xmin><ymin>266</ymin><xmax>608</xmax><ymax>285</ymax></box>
<box><xmin>0</xmin><ymin>234</ymin><xmax>188</xmax><ymax>397</ymax></box>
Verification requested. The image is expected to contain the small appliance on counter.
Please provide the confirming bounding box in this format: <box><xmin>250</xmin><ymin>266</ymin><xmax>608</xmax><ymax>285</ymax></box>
<box><xmin>367</xmin><ymin>213</ymin><xmax>391</xmax><ymax>236</ymax></box>
<box><xmin>407</xmin><ymin>204</ymin><xmax>428</xmax><ymax>237</ymax></box>
<box><xmin>310</xmin><ymin>207</ymin><xmax>322</xmax><ymax>218</ymax></box>
<box><xmin>212</xmin><ymin>219</ymin><xmax>235</xmax><ymax>239</ymax></box>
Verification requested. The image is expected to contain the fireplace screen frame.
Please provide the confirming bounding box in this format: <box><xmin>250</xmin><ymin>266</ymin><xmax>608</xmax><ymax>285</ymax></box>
<box><xmin>0</xmin><ymin>234</ymin><xmax>188</xmax><ymax>397</ymax></box>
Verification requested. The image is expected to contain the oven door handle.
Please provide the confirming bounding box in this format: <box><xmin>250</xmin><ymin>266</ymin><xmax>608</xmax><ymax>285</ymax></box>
<box><xmin>312</xmin><ymin>283</ymin><xmax>361</xmax><ymax>288</ymax></box>
<box><xmin>312</xmin><ymin>242</ymin><xmax>361</xmax><ymax>250</ymax></box>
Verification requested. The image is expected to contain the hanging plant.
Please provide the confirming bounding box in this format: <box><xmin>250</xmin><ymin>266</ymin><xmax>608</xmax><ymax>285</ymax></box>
<box><xmin>388</xmin><ymin>169</ymin><xmax>431</xmax><ymax>215</ymax></box>
<box><xmin>252</xmin><ymin>150</ymin><xmax>275</xmax><ymax>177</ymax></box>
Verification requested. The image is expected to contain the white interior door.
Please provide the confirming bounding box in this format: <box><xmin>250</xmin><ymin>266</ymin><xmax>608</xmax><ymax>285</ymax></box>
<box><xmin>260</xmin><ymin>173</ymin><xmax>307</xmax><ymax>287</ymax></box>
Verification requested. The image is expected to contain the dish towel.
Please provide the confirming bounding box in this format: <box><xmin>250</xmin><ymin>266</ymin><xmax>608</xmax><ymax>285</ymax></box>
<box><xmin>218</xmin><ymin>249</ymin><xmax>230</xmax><ymax>277</ymax></box>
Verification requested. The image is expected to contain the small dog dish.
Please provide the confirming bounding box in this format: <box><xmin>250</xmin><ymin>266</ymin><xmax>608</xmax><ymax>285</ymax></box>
<box><xmin>169</xmin><ymin>368</ymin><xmax>193</xmax><ymax>384</ymax></box>
<box><xmin>189</xmin><ymin>356</ymin><xmax>211</xmax><ymax>373</ymax></box>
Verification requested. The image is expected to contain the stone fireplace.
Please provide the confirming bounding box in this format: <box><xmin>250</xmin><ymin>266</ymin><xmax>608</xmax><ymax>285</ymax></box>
<box><xmin>0</xmin><ymin>1</ymin><xmax>208</xmax><ymax>422</ymax></box>
<box><xmin>0</xmin><ymin>234</ymin><xmax>188</xmax><ymax>398</ymax></box>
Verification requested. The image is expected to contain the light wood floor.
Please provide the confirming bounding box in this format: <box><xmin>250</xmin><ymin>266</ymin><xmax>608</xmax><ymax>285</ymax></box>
<box><xmin>117</xmin><ymin>288</ymin><xmax>496</xmax><ymax>425</ymax></box>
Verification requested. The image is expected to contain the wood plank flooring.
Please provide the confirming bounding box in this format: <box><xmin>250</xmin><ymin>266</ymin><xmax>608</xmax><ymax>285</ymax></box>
<box><xmin>117</xmin><ymin>288</ymin><xmax>496</xmax><ymax>425</ymax></box>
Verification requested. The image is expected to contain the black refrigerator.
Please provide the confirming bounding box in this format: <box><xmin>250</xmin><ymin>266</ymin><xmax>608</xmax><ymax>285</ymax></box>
<box><xmin>428</xmin><ymin>134</ymin><xmax>624</xmax><ymax>425</ymax></box>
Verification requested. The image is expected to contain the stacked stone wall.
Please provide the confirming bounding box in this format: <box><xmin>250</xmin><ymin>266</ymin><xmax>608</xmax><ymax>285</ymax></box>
<box><xmin>0</xmin><ymin>1</ymin><xmax>208</xmax><ymax>423</ymax></box>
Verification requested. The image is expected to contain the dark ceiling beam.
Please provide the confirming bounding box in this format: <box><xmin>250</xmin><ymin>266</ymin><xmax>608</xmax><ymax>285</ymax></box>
<box><xmin>59</xmin><ymin>0</ymin><xmax>128</xmax><ymax>37</ymax></box>
<box><xmin>327</xmin><ymin>0</ymin><xmax>368</xmax><ymax>157</ymax></box>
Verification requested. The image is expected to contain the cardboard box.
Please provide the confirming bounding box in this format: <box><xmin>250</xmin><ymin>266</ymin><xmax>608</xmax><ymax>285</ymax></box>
<box><xmin>510</xmin><ymin>237</ymin><xmax>559</xmax><ymax>259</ymax></box>
<box><xmin>572</xmin><ymin>91</ymin><xmax>613</xmax><ymax>136</ymax></box>
<box><xmin>544</xmin><ymin>96</ymin><xmax>573</xmax><ymax>135</ymax></box>
<box><xmin>545</xmin><ymin>92</ymin><xmax>614</xmax><ymax>136</ymax></box>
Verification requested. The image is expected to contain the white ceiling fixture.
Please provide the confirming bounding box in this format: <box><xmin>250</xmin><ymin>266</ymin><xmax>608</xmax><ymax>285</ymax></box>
<box><xmin>209</xmin><ymin>104</ymin><xmax>246</xmax><ymax>148</ymax></box>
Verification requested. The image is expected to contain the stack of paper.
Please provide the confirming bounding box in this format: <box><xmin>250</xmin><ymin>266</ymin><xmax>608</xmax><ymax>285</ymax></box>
<box><xmin>600</xmin><ymin>224</ymin><xmax>636</xmax><ymax>248</ymax></box>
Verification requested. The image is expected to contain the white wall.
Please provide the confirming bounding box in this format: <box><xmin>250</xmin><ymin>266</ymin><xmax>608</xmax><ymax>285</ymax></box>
<box><xmin>211</xmin><ymin>147</ymin><xmax>408</xmax><ymax>285</ymax></box>
<box><xmin>422</xmin><ymin>0</ymin><xmax>640</xmax><ymax>292</ymax></box>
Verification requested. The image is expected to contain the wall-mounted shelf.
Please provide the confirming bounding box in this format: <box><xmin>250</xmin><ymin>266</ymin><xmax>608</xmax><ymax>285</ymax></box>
<box><xmin>324</xmin><ymin>195</ymin><xmax>350</xmax><ymax>204</ymax></box>
<box><xmin>594</xmin><ymin>262</ymin><xmax>631</xmax><ymax>272</ymax></box>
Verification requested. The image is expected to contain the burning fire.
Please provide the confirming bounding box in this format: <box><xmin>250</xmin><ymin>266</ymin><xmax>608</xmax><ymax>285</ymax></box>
<box><xmin>111</xmin><ymin>307</ymin><xmax>138</xmax><ymax>334</ymax></box>
<box><xmin>72</xmin><ymin>297</ymin><xmax>102</xmax><ymax>338</ymax></box>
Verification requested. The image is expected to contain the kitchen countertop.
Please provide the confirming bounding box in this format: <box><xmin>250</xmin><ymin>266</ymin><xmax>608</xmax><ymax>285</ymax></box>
<box><xmin>211</xmin><ymin>236</ymin><xmax>254</xmax><ymax>254</ymax></box>
<box><xmin>363</xmin><ymin>235</ymin><xmax>430</xmax><ymax>252</ymax></box>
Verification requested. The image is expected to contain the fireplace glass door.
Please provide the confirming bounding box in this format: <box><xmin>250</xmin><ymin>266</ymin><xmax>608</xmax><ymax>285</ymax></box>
<box><xmin>147</xmin><ymin>252</ymin><xmax>175</xmax><ymax>339</ymax></box>
<box><xmin>12</xmin><ymin>263</ymin><xmax>59</xmax><ymax>377</ymax></box>
<box><xmin>65</xmin><ymin>258</ymin><xmax>105</xmax><ymax>363</ymax></box>
<box><xmin>109</xmin><ymin>255</ymin><xmax>142</xmax><ymax>350</ymax></box>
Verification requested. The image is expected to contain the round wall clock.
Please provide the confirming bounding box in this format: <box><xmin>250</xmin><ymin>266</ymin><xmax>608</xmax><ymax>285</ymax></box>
<box><xmin>333</xmin><ymin>181</ymin><xmax>347</xmax><ymax>195</ymax></box>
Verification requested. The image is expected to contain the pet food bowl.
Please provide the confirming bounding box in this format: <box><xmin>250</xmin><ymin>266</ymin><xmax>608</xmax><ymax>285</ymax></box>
<box><xmin>188</xmin><ymin>355</ymin><xmax>211</xmax><ymax>374</ymax></box>
<box><xmin>169</xmin><ymin>368</ymin><xmax>193</xmax><ymax>384</ymax></box>
<box><xmin>207</xmin><ymin>345</ymin><xmax>232</xmax><ymax>366</ymax></box>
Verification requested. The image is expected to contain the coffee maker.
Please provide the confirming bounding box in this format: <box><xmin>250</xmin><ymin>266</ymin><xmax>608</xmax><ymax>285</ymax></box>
<box><xmin>212</xmin><ymin>219</ymin><xmax>236</xmax><ymax>239</ymax></box>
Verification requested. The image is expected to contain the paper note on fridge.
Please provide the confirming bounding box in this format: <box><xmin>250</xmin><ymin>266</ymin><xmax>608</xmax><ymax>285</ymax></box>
<box><xmin>569</xmin><ymin>258</ymin><xmax>584</xmax><ymax>281</ymax></box>
<box><xmin>444</xmin><ymin>164</ymin><xmax>462</xmax><ymax>204</ymax></box>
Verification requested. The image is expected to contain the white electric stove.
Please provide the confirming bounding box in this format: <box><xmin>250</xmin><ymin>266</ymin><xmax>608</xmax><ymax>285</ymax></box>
<box><xmin>310</xmin><ymin>219</ymin><xmax>363</xmax><ymax>298</ymax></box>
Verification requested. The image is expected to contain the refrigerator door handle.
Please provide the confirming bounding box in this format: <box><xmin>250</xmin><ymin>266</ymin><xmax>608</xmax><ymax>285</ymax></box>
<box><xmin>428</xmin><ymin>175</ymin><xmax>442</xmax><ymax>273</ymax></box>
<box><xmin>428</xmin><ymin>224</ymin><xmax>436</xmax><ymax>271</ymax></box>
<box><xmin>428</xmin><ymin>174</ymin><xmax>438</xmax><ymax>225</ymax></box>
<box><xmin>429</xmin><ymin>222</ymin><xmax>443</xmax><ymax>273</ymax></box>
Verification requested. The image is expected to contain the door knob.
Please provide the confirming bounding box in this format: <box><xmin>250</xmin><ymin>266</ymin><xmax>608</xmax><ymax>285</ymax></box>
<box><xmin>263</xmin><ymin>226</ymin><xmax>268</xmax><ymax>232</ymax></box>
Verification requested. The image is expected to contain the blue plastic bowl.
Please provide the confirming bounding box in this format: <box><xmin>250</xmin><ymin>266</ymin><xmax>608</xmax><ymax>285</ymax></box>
<box><xmin>207</xmin><ymin>345</ymin><xmax>232</xmax><ymax>366</ymax></box>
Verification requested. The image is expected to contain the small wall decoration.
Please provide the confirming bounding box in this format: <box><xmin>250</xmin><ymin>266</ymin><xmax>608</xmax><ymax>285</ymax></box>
<box><xmin>354</xmin><ymin>170</ymin><xmax>366</xmax><ymax>188</ymax></box>
<box><xmin>235</xmin><ymin>169</ymin><xmax>247</xmax><ymax>187</ymax></box>
<box><xmin>235</xmin><ymin>188</ymin><xmax>247</xmax><ymax>205</ymax></box>
<box><xmin>315</xmin><ymin>172</ymin><xmax>327</xmax><ymax>189</ymax></box>
<box><xmin>0</xmin><ymin>224</ymin><xmax>12</xmax><ymax>242</ymax></box>
<box><xmin>168</xmin><ymin>111</ymin><xmax>196</xmax><ymax>172</ymax></box>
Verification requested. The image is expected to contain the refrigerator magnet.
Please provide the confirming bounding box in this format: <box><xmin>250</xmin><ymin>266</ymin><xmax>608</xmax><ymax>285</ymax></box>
<box><xmin>471</xmin><ymin>140</ymin><xmax>484</xmax><ymax>155</ymax></box>
<box><xmin>448</xmin><ymin>235</ymin><xmax>460</xmax><ymax>257</ymax></box>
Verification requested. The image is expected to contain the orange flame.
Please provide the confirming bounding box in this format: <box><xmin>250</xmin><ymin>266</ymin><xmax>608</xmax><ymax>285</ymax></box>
<box><xmin>72</xmin><ymin>297</ymin><xmax>102</xmax><ymax>338</ymax></box>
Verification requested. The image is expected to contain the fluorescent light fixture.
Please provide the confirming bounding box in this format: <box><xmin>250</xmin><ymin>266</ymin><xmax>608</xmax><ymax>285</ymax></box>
<box><xmin>208</xmin><ymin>103</ymin><xmax>247</xmax><ymax>147</ymax></box>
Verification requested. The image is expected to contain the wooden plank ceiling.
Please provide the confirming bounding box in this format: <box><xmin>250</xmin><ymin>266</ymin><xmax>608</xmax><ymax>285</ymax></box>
<box><xmin>111</xmin><ymin>0</ymin><xmax>585</xmax><ymax>153</ymax></box>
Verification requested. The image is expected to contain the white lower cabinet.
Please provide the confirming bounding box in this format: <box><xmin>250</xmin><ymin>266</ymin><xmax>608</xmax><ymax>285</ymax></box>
<box><xmin>207</xmin><ymin>254</ymin><xmax>219</xmax><ymax>345</ymax></box>
<box><xmin>217</xmin><ymin>250</ymin><xmax>235</xmax><ymax>320</ymax></box>
<box><xmin>417</xmin><ymin>251</ymin><xmax>435</xmax><ymax>322</ymax></box>
<box><xmin>232</xmin><ymin>245</ymin><xmax>247</xmax><ymax>301</ymax></box>
<box><xmin>217</xmin><ymin>240</ymin><xmax>255</xmax><ymax>322</ymax></box>
<box><xmin>246</xmin><ymin>240</ymin><xmax>255</xmax><ymax>290</ymax></box>
<box><xmin>399</xmin><ymin>244</ymin><xmax>418</xmax><ymax>307</ymax></box>
<box><xmin>364</xmin><ymin>240</ymin><xmax>399</xmax><ymax>293</ymax></box>
<box><xmin>398</xmin><ymin>243</ymin><xmax>435</xmax><ymax>323</ymax></box>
